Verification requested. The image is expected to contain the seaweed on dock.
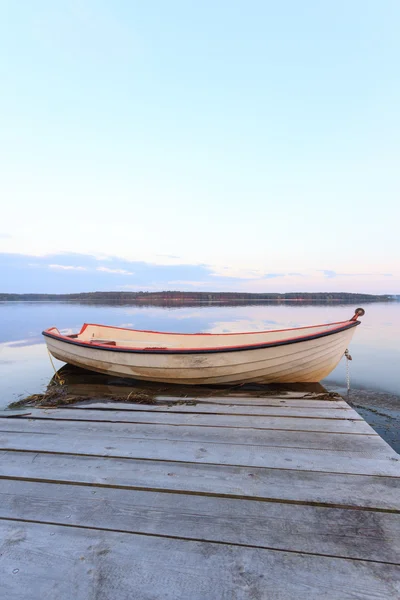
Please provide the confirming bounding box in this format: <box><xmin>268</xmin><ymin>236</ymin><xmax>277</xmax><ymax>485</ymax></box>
<box><xmin>8</xmin><ymin>384</ymin><xmax>158</xmax><ymax>409</ymax></box>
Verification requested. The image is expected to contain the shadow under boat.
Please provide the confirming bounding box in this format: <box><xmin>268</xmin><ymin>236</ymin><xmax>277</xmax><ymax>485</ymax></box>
<box><xmin>50</xmin><ymin>364</ymin><xmax>329</xmax><ymax>403</ymax></box>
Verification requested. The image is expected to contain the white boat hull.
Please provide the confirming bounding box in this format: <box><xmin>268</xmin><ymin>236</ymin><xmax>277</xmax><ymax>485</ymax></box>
<box><xmin>44</xmin><ymin>323</ymin><xmax>358</xmax><ymax>385</ymax></box>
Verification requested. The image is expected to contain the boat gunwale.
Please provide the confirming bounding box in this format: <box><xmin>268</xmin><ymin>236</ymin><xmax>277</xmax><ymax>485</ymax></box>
<box><xmin>42</xmin><ymin>321</ymin><xmax>360</xmax><ymax>355</ymax></box>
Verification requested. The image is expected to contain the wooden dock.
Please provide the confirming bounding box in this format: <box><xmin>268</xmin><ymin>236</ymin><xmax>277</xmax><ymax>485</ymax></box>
<box><xmin>1</xmin><ymin>389</ymin><xmax>400</xmax><ymax>599</ymax></box>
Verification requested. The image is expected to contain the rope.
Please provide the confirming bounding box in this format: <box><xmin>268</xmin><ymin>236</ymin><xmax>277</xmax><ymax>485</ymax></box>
<box><xmin>47</xmin><ymin>349</ymin><xmax>65</xmax><ymax>385</ymax></box>
<box><xmin>344</xmin><ymin>348</ymin><xmax>352</xmax><ymax>393</ymax></box>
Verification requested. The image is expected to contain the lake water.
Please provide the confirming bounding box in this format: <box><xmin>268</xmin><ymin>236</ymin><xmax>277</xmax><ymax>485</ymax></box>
<box><xmin>1</xmin><ymin>301</ymin><xmax>399</xmax><ymax>411</ymax></box>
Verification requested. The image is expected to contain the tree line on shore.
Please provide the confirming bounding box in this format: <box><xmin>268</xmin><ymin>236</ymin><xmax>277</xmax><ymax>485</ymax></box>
<box><xmin>0</xmin><ymin>291</ymin><xmax>392</xmax><ymax>302</ymax></box>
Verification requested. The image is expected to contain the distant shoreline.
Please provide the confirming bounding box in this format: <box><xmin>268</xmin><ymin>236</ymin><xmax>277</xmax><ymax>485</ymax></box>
<box><xmin>0</xmin><ymin>291</ymin><xmax>394</xmax><ymax>304</ymax></box>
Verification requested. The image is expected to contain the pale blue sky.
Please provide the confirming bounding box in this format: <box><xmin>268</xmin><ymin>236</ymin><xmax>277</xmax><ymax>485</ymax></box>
<box><xmin>0</xmin><ymin>1</ymin><xmax>399</xmax><ymax>293</ymax></box>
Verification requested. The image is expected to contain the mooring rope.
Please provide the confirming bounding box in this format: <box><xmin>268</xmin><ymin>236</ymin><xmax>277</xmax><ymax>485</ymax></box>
<box><xmin>47</xmin><ymin>348</ymin><xmax>65</xmax><ymax>385</ymax></box>
<box><xmin>344</xmin><ymin>348</ymin><xmax>352</xmax><ymax>393</ymax></box>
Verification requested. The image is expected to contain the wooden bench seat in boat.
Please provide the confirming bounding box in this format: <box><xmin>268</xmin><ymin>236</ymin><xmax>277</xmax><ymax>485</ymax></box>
<box><xmin>88</xmin><ymin>339</ymin><xmax>172</xmax><ymax>350</ymax></box>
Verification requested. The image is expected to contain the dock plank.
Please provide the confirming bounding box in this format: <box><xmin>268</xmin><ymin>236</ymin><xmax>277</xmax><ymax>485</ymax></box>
<box><xmin>1</xmin><ymin>520</ymin><xmax>400</xmax><ymax>600</ymax></box>
<box><xmin>0</xmin><ymin>415</ymin><xmax>385</xmax><ymax>453</ymax></box>
<box><xmin>1</xmin><ymin>450</ymin><xmax>399</xmax><ymax>510</ymax></box>
<box><xmin>65</xmin><ymin>401</ymin><xmax>359</xmax><ymax>419</ymax></box>
<box><xmin>1</xmin><ymin>479</ymin><xmax>400</xmax><ymax>563</ymax></box>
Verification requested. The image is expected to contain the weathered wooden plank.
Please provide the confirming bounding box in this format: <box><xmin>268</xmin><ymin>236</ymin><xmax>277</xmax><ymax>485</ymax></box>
<box><xmin>2</xmin><ymin>450</ymin><xmax>399</xmax><ymax>510</ymax></box>
<box><xmin>0</xmin><ymin>411</ymin><xmax>371</xmax><ymax>434</ymax></box>
<box><xmin>0</xmin><ymin>407</ymin><xmax>376</xmax><ymax>437</ymax></box>
<box><xmin>65</xmin><ymin>401</ymin><xmax>359</xmax><ymax>419</ymax></box>
<box><xmin>1</xmin><ymin>521</ymin><xmax>399</xmax><ymax>600</ymax></box>
<box><xmin>156</xmin><ymin>396</ymin><xmax>349</xmax><ymax>407</ymax></box>
<box><xmin>1</xmin><ymin>430</ymin><xmax>399</xmax><ymax>475</ymax></box>
<box><xmin>0</xmin><ymin>414</ymin><xmax>384</xmax><ymax>452</ymax></box>
<box><xmin>1</xmin><ymin>479</ymin><xmax>400</xmax><ymax>563</ymax></box>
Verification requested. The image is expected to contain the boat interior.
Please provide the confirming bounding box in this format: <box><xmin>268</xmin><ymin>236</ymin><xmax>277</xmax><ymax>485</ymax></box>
<box><xmin>47</xmin><ymin>320</ymin><xmax>358</xmax><ymax>350</ymax></box>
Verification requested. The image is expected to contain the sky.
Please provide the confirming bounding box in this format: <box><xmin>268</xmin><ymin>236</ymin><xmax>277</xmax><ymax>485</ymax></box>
<box><xmin>0</xmin><ymin>0</ymin><xmax>399</xmax><ymax>294</ymax></box>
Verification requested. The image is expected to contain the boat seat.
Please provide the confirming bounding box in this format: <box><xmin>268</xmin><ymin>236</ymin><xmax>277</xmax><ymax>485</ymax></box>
<box><xmin>87</xmin><ymin>338</ymin><xmax>177</xmax><ymax>350</ymax></box>
<box><xmin>88</xmin><ymin>339</ymin><xmax>174</xmax><ymax>349</ymax></box>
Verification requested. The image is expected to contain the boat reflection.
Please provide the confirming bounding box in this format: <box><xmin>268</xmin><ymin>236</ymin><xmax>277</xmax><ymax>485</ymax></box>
<box><xmin>49</xmin><ymin>364</ymin><xmax>329</xmax><ymax>402</ymax></box>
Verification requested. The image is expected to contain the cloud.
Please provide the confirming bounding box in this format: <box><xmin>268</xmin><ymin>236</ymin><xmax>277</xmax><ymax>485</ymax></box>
<box><xmin>0</xmin><ymin>251</ymin><xmax>398</xmax><ymax>294</ymax></box>
<box><xmin>0</xmin><ymin>233</ymin><xmax>11</xmax><ymax>239</ymax></box>
<box><xmin>319</xmin><ymin>270</ymin><xmax>389</xmax><ymax>279</ymax></box>
<box><xmin>97</xmin><ymin>267</ymin><xmax>133</xmax><ymax>275</ymax></box>
<box><xmin>48</xmin><ymin>264</ymin><xmax>87</xmax><ymax>271</ymax></box>
<box><xmin>212</xmin><ymin>269</ymin><xmax>286</xmax><ymax>281</ymax></box>
<box><xmin>320</xmin><ymin>270</ymin><xmax>337</xmax><ymax>278</ymax></box>
<box><xmin>0</xmin><ymin>252</ymin><xmax>220</xmax><ymax>293</ymax></box>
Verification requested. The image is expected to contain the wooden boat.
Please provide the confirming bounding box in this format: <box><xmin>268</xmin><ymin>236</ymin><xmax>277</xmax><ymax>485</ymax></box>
<box><xmin>42</xmin><ymin>308</ymin><xmax>365</xmax><ymax>385</ymax></box>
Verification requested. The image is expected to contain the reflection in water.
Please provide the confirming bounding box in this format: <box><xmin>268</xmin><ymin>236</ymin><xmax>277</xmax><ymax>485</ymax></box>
<box><xmin>47</xmin><ymin>364</ymin><xmax>328</xmax><ymax>400</ymax></box>
<box><xmin>3</xmin><ymin>337</ymin><xmax>44</xmax><ymax>348</ymax></box>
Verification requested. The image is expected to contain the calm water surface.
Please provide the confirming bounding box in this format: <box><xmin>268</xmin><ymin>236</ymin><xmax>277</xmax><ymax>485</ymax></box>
<box><xmin>0</xmin><ymin>301</ymin><xmax>399</xmax><ymax>410</ymax></box>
